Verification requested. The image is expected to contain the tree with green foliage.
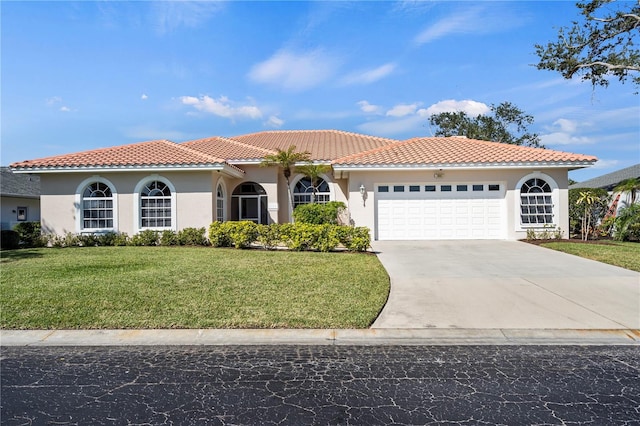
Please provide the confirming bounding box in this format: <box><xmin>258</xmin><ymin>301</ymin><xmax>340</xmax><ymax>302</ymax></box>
<box><xmin>535</xmin><ymin>0</ymin><xmax>640</xmax><ymax>91</ymax></box>
<box><xmin>260</xmin><ymin>145</ymin><xmax>311</xmax><ymax>209</ymax></box>
<box><xmin>577</xmin><ymin>190</ymin><xmax>601</xmax><ymax>240</ymax></box>
<box><xmin>428</xmin><ymin>102</ymin><xmax>542</xmax><ymax>147</ymax></box>
<box><xmin>295</xmin><ymin>163</ymin><xmax>332</xmax><ymax>203</ymax></box>
<box><xmin>614</xmin><ymin>177</ymin><xmax>640</xmax><ymax>206</ymax></box>
<box><xmin>568</xmin><ymin>187</ymin><xmax>610</xmax><ymax>238</ymax></box>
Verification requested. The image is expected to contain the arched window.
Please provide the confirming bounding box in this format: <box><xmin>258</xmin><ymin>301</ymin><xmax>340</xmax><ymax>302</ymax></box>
<box><xmin>293</xmin><ymin>177</ymin><xmax>330</xmax><ymax>208</ymax></box>
<box><xmin>140</xmin><ymin>180</ymin><xmax>172</xmax><ymax>228</ymax></box>
<box><xmin>520</xmin><ymin>178</ymin><xmax>554</xmax><ymax>225</ymax></box>
<box><xmin>81</xmin><ymin>181</ymin><xmax>114</xmax><ymax>230</ymax></box>
<box><xmin>216</xmin><ymin>183</ymin><xmax>225</xmax><ymax>222</ymax></box>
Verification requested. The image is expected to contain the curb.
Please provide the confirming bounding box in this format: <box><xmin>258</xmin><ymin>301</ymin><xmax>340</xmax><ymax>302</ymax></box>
<box><xmin>2</xmin><ymin>328</ymin><xmax>639</xmax><ymax>347</ymax></box>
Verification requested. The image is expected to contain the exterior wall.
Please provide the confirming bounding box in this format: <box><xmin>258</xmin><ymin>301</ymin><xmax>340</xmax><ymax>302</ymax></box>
<box><xmin>39</xmin><ymin>171</ymin><xmax>215</xmax><ymax>236</ymax></box>
<box><xmin>226</xmin><ymin>165</ymin><xmax>279</xmax><ymax>224</ymax></box>
<box><xmin>345</xmin><ymin>168</ymin><xmax>570</xmax><ymax>240</ymax></box>
<box><xmin>0</xmin><ymin>196</ymin><xmax>41</xmax><ymax>230</ymax></box>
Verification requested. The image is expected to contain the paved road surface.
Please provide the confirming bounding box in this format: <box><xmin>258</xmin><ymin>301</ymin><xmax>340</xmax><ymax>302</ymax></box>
<box><xmin>2</xmin><ymin>345</ymin><xmax>639</xmax><ymax>425</ymax></box>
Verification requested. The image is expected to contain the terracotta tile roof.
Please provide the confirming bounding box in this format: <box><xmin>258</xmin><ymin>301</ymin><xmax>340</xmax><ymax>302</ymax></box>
<box><xmin>230</xmin><ymin>130</ymin><xmax>399</xmax><ymax>161</ymax></box>
<box><xmin>182</xmin><ymin>136</ymin><xmax>277</xmax><ymax>161</ymax></box>
<box><xmin>10</xmin><ymin>140</ymin><xmax>240</xmax><ymax>171</ymax></box>
<box><xmin>333</xmin><ymin>136</ymin><xmax>598</xmax><ymax>167</ymax></box>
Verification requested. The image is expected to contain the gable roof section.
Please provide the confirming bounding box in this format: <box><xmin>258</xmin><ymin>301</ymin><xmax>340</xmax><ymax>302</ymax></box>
<box><xmin>183</xmin><ymin>136</ymin><xmax>277</xmax><ymax>162</ymax></box>
<box><xmin>10</xmin><ymin>140</ymin><xmax>244</xmax><ymax>176</ymax></box>
<box><xmin>333</xmin><ymin>136</ymin><xmax>597</xmax><ymax>169</ymax></box>
<box><xmin>0</xmin><ymin>167</ymin><xmax>40</xmax><ymax>198</ymax></box>
<box><xmin>231</xmin><ymin>130</ymin><xmax>399</xmax><ymax>161</ymax></box>
<box><xmin>569</xmin><ymin>164</ymin><xmax>640</xmax><ymax>190</ymax></box>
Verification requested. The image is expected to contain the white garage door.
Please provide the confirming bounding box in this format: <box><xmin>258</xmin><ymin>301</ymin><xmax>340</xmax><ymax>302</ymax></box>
<box><xmin>376</xmin><ymin>183</ymin><xmax>505</xmax><ymax>240</ymax></box>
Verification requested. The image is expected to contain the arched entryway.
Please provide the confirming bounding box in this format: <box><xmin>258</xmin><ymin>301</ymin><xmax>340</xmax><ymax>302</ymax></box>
<box><xmin>231</xmin><ymin>182</ymin><xmax>269</xmax><ymax>224</ymax></box>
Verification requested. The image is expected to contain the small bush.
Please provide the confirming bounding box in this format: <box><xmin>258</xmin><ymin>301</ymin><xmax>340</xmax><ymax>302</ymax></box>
<box><xmin>159</xmin><ymin>230</ymin><xmax>178</xmax><ymax>246</ymax></box>
<box><xmin>177</xmin><ymin>227</ymin><xmax>207</xmax><ymax>246</ymax></box>
<box><xmin>130</xmin><ymin>230</ymin><xmax>159</xmax><ymax>246</ymax></box>
<box><xmin>1</xmin><ymin>230</ymin><xmax>20</xmax><ymax>250</ymax></box>
<box><xmin>293</xmin><ymin>201</ymin><xmax>346</xmax><ymax>225</ymax></box>
<box><xmin>256</xmin><ymin>224</ymin><xmax>280</xmax><ymax>250</ymax></box>
<box><xmin>13</xmin><ymin>222</ymin><xmax>45</xmax><ymax>248</ymax></box>
<box><xmin>613</xmin><ymin>204</ymin><xmax>640</xmax><ymax>241</ymax></box>
<box><xmin>208</xmin><ymin>221</ymin><xmax>232</xmax><ymax>247</ymax></box>
<box><xmin>78</xmin><ymin>234</ymin><xmax>100</xmax><ymax>247</ymax></box>
<box><xmin>340</xmin><ymin>226</ymin><xmax>371</xmax><ymax>252</ymax></box>
<box><xmin>227</xmin><ymin>221</ymin><xmax>259</xmax><ymax>249</ymax></box>
<box><xmin>47</xmin><ymin>232</ymin><xmax>80</xmax><ymax>248</ymax></box>
<box><xmin>112</xmin><ymin>232</ymin><xmax>129</xmax><ymax>246</ymax></box>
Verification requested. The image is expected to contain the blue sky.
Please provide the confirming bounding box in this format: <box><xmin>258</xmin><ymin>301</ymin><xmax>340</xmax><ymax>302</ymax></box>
<box><xmin>2</xmin><ymin>1</ymin><xmax>638</xmax><ymax>181</ymax></box>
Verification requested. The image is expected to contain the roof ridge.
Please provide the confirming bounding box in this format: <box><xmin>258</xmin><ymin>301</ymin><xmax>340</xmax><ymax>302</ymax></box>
<box><xmin>166</xmin><ymin>139</ymin><xmax>228</xmax><ymax>163</ymax></box>
<box><xmin>216</xmin><ymin>136</ymin><xmax>278</xmax><ymax>155</ymax></box>
<box><xmin>233</xmin><ymin>129</ymin><xmax>400</xmax><ymax>144</ymax></box>
<box><xmin>332</xmin><ymin>136</ymin><xmax>423</xmax><ymax>164</ymax></box>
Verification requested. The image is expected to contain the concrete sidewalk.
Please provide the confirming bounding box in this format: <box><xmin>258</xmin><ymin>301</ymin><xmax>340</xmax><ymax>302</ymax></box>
<box><xmin>1</xmin><ymin>328</ymin><xmax>639</xmax><ymax>346</ymax></box>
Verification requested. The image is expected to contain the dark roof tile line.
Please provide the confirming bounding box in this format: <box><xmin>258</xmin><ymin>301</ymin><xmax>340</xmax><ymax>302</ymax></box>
<box><xmin>569</xmin><ymin>164</ymin><xmax>640</xmax><ymax>190</ymax></box>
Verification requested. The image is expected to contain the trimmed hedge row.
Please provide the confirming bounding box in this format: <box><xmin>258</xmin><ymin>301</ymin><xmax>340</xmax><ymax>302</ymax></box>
<box><xmin>209</xmin><ymin>221</ymin><xmax>371</xmax><ymax>252</ymax></box>
<box><xmin>45</xmin><ymin>227</ymin><xmax>208</xmax><ymax>248</ymax></box>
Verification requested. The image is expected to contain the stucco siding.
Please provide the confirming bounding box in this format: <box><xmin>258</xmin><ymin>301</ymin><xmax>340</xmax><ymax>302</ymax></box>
<box><xmin>0</xmin><ymin>196</ymin><xmax>41</xmax><ymax>230</ymax></box>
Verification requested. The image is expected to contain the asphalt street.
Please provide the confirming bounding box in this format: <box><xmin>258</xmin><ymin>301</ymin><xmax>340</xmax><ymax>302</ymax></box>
<box><xmin>2</xmin><ymin>345</ymin><xmax>639</xmax><ymax>425</ymax></box>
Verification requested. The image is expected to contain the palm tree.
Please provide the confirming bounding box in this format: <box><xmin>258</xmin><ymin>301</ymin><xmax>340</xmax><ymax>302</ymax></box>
<box><xmin>295</xmin><ymin>163</ymin><xmax>332</xmax><ymax>203</ymax></box>
<box><xmin>260</xmin><ymin>145</ymin><xmax>311</xmax><ymax>209</ymax></box>
<box><xmin>614</xmin><ymin>178</ymin><xmax>640</xmax><ymax>206</ymax></box>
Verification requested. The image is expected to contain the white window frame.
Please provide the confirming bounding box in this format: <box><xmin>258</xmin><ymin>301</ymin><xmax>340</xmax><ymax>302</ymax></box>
<box><xmin>291</xmin><ymin>173</ymin><xmax>333</xmax><ymax>208</ymax></box>
<box><xmin>216</xmin><ymin>181</ymin><xmax>226</xmax><ymax>222</ymax></box>
<box><xmin>515</xmin><ymin>173</ymin><xmax>559</xmax><ymax>230</ymax></box>
<box><xmin>75</xmin><ymin>176</ymin><xmax>118</xmax><ymax>234</ymax></box>
<box><xmin>134</xmin><ymin>175</ymin><xmax>177</xmax><ymax>232</ymax></box>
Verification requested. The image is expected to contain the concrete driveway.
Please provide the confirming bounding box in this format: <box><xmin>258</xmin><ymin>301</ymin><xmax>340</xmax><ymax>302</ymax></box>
<box><xmin>371</xmin><ymin>240</ymin><xmax>640</xmax><ymax>330</ymax></box>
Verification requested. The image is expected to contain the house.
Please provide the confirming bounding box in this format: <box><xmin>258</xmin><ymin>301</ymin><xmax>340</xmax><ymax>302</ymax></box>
<box><xmin>569</xmin><ymin>163</ymin><xmax>640</xmax><ymax>210</ymax></box>
<box><xmin>9</xmin><ymin>130</ymin><xmax>596</xmax><ymax>240</ymax></box>
<box><xmin>0</xmin><ymin>167</ymin><xmax>41</xmax><ymax>230</ymax></box>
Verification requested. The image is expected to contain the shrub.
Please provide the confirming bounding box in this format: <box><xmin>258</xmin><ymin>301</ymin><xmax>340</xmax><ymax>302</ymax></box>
<box><xmin>612</xmin><ymin>204</ymin><xmax>640</xmax><ymax>241</ymax></box>
<box><xmin>208</xmin><ymin>222</ymin><xmax>232</xmax><ymax>247</ymax></box>
<box><xmin>339</xmin><ymin>226</ymin><xmax>371</xmax><ymax>252</ymax></box>
<box><xmin>130</xmin><ymin>230</ymin><xmax>159</xmax><ymax>246</ymax></box>
<box><xmin>47</xmin><ymin>232</ymin><xmax>80</xmax><ymax>248</ymax></box>
<box><xmin>177</xmin><ymin>227</ymin><xmax>207</xmax><ymax>246</ymax></box>
<box><xmin>256</xmin><ymin>224</ymin><xmax>280</xmax><ymax>250</ymax></box>
<box><xmin>112</xmin><ymin>232</ymin><xmax>129</xmax><ymax>246</ymax></box>
<box><xmin>159</xmin><ymin>230</ymin><xmax>178</xmax><ymax>246</ymax></box>
<box><xmin>13</xmin><ymin>222</ymin><xmax>45</xmax><ymax>248</ymax></box>
<box><xmin>1</xmin><ymin>230</ymin><xmax>20</xmax><ymax>250</ymax></box>
<box><xmin>227</xmin><ymin>221</ymin><xmax>259</xmax><ymax>249</ymax></box>
<box><xmin>78</xmin><ymin>234</ymin><xmax>100</xmax><ymax>247</ymax></box>
<box><xmin>293</xmin><ymin>201</ymin><xmax>346</xmax><ymax>225</ymax></box>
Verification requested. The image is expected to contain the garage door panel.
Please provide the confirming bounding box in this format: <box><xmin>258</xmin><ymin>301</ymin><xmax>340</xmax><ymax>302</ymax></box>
<box><xmin>376</xmin><ymin>183</ymin><xmax>505</xmax><ymax>240</ymax></box>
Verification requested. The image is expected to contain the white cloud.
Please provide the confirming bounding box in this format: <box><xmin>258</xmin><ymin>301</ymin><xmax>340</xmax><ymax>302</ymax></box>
<box><xmin>358</xmin><ymin>100</ymin><xmax>381</xmax><ymax>114</ymax></box>
<box><xmin>414</xmin><ymin>6</ymin><xmax>524</xmax><ymax>45</ymax></box>
<box><xmin>386</xmin><ymin>103</ymin><xmax>420</xmax><ymax>117</ymax></box>
<box><xmin>540</xmin><ymin>118</ymin><xmax>593</xmax><ymax>146</ymax></box>
<box><xmin>421</xmin><ymin>99</ymin><xmax>490</xmax><ymax>117</ymax></box>
<box><xmin>265</xmin><ymin>115</ymin><xmax>284</xmax><ymax>128</ymax></box>
<box><xmin>248</xmin><ymin>49</ymin><xmax>339</xmax><ymax>91</ymax></box>
<box><xmin>358</xmin><ymin>115</ymin><xmax>425</xmax><ymax>136</ymax></box>
<box><xmin>59</xmin><ymin>106</ymin><xmax>71</xmax><ymax>112</ymax></box>
<box><xmin>180</xmin><ymin>95</ymin><xmax>263</xmax><ymax>120</ymax></box>
<box><xmin>141</xmin><ymin>94</ymin><xmax>148</xmax><ymax>100</ymax></box>
<box><xmin>592</xmin><ymin>159</ymin><xmax>620</xmax><ymax>170</ymax></box>
<box><xmin>341</xmin><ymin>63</ymin><xmax>396</xmax><ymax>85</ymax></box>
<box><xmin>152</xmin><ymin>1</ymin><xmax>224</xmax><ymax>34</ymax></box>
<box><xmin>46</xmin><ymin>96</ymin><xmax>62</xmax><ymax>106</ymax></box>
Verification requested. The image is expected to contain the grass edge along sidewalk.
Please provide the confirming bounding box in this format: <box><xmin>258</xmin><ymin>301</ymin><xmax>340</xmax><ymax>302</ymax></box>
<box><xmin>0</xmin><ymin>246</ymin><xmax>390</xmax><ymax>330</ymax></box>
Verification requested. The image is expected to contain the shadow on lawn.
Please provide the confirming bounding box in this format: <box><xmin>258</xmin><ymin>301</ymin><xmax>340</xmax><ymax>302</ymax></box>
<box><xmin>0</xmin><ymin>248</ymin><xmax>45</xmax><ymax>263</ymax></box>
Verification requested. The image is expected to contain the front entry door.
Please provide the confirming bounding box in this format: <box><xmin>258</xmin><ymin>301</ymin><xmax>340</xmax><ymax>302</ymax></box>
<box><xmin>239</xmin><ymin>196</ymin><xmax>260</xmax><ymax>223</ymax></box>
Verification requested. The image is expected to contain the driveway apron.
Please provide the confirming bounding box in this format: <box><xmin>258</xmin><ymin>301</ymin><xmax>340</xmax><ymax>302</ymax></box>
<box><xmin>370</xmin><ymin>240</ymin><xmax>640</xmax><ymax>329</ymax></box>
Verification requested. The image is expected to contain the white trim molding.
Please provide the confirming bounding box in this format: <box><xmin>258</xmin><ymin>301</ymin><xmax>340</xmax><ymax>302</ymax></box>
<box><xmin>514</xmin><ymin>172</ymin><xmax>560</xmax><ymax>232</ymax></box>
<box><xmin>74</xmin><ymin>176</ymin><xmax>119</xmax><ymax>234</ymax></box>
<box><xmin>133</xmin><ymin>175</ymin><xmax>177</xmax><ymax>233</ymax></box>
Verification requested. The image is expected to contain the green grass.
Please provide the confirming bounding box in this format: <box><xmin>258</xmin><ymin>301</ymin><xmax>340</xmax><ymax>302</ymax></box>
<box><xmin>540</xmin><ymin>241</ymin><xmax>640</xmax><ymax>272</ymax></box>
<box><xmin>0</xmin><ymin>247</ymin><xmax>389</xmax><ymax>330</ymax></box>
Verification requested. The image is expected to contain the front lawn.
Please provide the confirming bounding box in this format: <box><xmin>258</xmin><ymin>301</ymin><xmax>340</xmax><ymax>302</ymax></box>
<box><xmin>539</xmin><ymin>241</ymin><xmax>640</xmax><ymax>272</ymax></box>
<box><xmin>0</xmin><ymin>247</ymin><xmax>390</xmax><ymax>329</ymax></box>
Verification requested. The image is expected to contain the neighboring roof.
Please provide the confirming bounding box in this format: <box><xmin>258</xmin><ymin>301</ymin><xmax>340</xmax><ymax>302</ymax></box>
<box><xmin>333</xmin><ymin>136</ymin><xmax>597</xmax><ymax>169</ymax></box>
<box><xmin>231</xmin><ymin>130</ymin><xmax>398</xmax><ymax>161</ymax></box>
<box><xmin>10</xmin><ymin>139</ymin><xmax>244</xmax><ymax>175</ymax></box>
<box><xmin>569</xmin><ymin>164</ymin><xmax>640</xmax><ymax>190</ymax></box>
<box><xmin>0</xmin><ymin>167</ymin><xmax>40</xmax><ymax>198</ymax></box>
<box><xmin>9</xmin><ymin>130</ymin><xmax>598</xmax><ymax>172</ymax></box>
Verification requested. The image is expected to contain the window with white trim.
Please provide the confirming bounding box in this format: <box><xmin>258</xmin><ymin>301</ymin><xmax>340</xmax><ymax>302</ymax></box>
<box><xmin>520</xmin><ymin>178</ymin><xmax>553</xmax><ymax>225</ymax></box>
<box><xmin>140</xmin><ymin>180</ymin><xmax>172</xmax><ymax>228</ymax></box>
<box><xmin>216</xmin><ymin>183</ymin><xmax>225</xmax><ymax>222</ymax></box>
<box><xmin>293</xmin><ymin>177</ymin><xmax>330</xmax><ymax>207</ymax></box>
<box><xmin>82</xmin><ymin>182</ymin><xmax>114</xmax><ymax>230</ymax></box>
